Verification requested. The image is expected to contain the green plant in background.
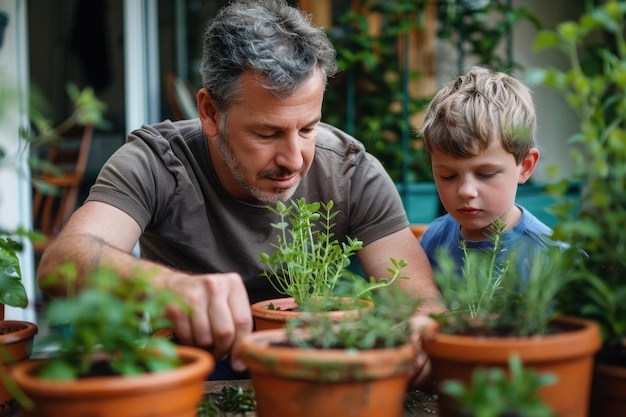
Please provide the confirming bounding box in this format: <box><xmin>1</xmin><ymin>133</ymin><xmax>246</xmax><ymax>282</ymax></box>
<box><xmin>323</xmin><ymin>0</ymin><xmax>434</xmax><ymax>183</ymax></box>
<box><xmin>436</xmin><ymin>0</ymin><xmax>542</xmax><ymax>73</ymax></box>
<box><xmin>431</xmin><ymin>219</ymin><xmax>573</xmax><ymax>337</ymax></box>
<box><xmin>36</xmin><ymin>265</ymin><xmax>188</xmax><ymax>379</ymax></box>
<box><xmin>0</xmin><ymin>236</ymin><xmax>27</xmax><ymax>309</ymax></box>
<box><xmin>28</xmin><ymin>82</ymin><xmax>109</xmax><ymax>180</ymax></box>
<box><xmin>530</xmin><ymin>0</ymin><xmax>626</xmax><ymax>365</ymax></box>
<box><xmin>259</xmin><ymin>198</ymin><xmax>408</xmax><ymax>307</ymax></box>
<box><xmin>441</xmin><ymin>354</ymin><xmax>556</xmax><ymax>417</ymax></box>
<box><xmin>0</xmin><ymin>82</ymin><xmax>108</xmax><ymax>311</ymax></box>
<box><xmin>285</xmin><ymin>284</ymin><xmax>421</xmax><ymax>350</ymax></box>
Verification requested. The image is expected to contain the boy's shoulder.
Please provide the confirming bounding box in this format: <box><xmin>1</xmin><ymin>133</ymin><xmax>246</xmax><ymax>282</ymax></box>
<box><xmin>514</xmin><ymin>206</ymin><xmax>563</xmax><ymax>249</ymax></box>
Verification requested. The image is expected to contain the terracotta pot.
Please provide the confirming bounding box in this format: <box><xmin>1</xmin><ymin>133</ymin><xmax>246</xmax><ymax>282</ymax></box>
<box><xmin>251</xmin><ymin>296</ymin><xmax>374</xmax><ymax>331</ymax></box>
<box><xmin>11</xmin><ymin>345</ymin><xmax>214</xmax><ymax>417</ymax></box>
<box><xmin>240</xmin><ymin>328</ymin><xmax>415</xmax><ymax>417</ymax></box>
<box><xmin>0</xmin><ymin>320</ymin><xmax>38</xmax><ymax>417</ymax></box>
<box><xmin>409</xmin><ymin>224</ymin><xmax>429</xmax><ymax>240</ymax></box>
<box><xmin>423</xmin><ymin>315</ymin><xmax>601</xmax><ymax>417</ymax></box>
<box><xmin>589</xmin><ymin>361</ymin><xmax>626</xmax><ymax>417</ymax></box>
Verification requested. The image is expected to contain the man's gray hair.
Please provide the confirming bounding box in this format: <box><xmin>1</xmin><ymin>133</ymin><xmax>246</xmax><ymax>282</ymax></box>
<box><xmin>200</xmin><ymin>0</ymin><xmax>338</xmax><ymax>111</ymax></box>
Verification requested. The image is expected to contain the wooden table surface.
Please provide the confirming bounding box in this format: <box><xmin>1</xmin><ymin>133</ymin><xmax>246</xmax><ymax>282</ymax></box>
<box><xmin>204</xmin><ymin>380</ymin><xmax>439</xmax><ymax>416</ymax></box>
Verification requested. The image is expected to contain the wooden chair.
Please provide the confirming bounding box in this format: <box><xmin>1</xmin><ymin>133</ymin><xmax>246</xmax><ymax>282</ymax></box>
<box><xmin>31</xmin><ymin>124</ymin><xmax>94</xmax><ymax>254</ymax></box>
<box><xmin>165</xmin><ymin>72</ymin><xmax>197</xmax><ymax>120</ymax></box>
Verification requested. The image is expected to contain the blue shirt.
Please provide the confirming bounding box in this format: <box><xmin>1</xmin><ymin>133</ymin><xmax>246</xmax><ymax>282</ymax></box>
<box><xmin>420</xmin><ymin>206</ymin><xmax>560</xmax><ymax>280</ymax></box>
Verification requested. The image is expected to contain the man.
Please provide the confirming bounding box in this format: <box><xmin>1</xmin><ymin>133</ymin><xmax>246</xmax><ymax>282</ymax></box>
<box><xmin>37</xmin><ymin>0</ymin><xmax>443</xmax><ymax>381</ymax></box>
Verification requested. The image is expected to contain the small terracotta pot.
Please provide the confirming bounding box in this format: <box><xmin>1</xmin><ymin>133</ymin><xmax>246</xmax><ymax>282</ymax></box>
<box><xmin>240</xmin><ymin>328</ymin><xmax>415</xmax><ymax>417</ymax></box>
<box><xmin>590</xmin><ymin>361</ymin><xmax>626</xmax><ymax>417</ymax></box>
<box><xmin>251</xmin><ymin>296</ymin><xmax>374</xmax><ymax>331</ymax></box>
<box><xmin>11</xmin><ymin>345</ymin><xmax>214</xmax><ymax>417</ymax></box>
<box><xmin>0</xmin><ymin>320</ymin><xmax>38</xmax><ymax>417</ymax></box>
<box><xmin>423</xmin><ymin>315</ymin><xmax>601</xmax><ymax>417</ymax></box>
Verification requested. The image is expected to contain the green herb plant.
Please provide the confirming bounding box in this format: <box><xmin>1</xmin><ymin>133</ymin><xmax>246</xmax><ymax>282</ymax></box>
<box><xmin>36</xmin><ymin>264</ymin><xmax>187</xmax><ymax>379</ymax></box>
<box><xmin>285</xmin><ymin>284</ymin><xmax>421</xmax><ymax>350</ymax></box>
<box><xmin>432</xmin><ymin>218</ymin><xmax>572</xmax><ymax>337</ymax></box>
<box><xmin>441</xmin><ymin>354</ymin><xmax>556</xmax><ymax>417</ymax></box>
<box><xmin>259</xmin><ymin>198</ymin><xmax>408</xmax><ymax>309</ymax></box>
<box><xmin>197</xmin><ymin>386</ymin><xmax>256</xmax><ymax>417</ymax></box>
<box><xmin>530</xmin><ymin>0</ymin><xmax>626</xmax><ymax>365</ymax></box>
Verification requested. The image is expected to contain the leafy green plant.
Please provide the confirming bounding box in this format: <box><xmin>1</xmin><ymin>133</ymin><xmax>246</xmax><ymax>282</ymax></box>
<box><xmin>431</xmin><ymin>218</ymin><xmax>573</xmax><ymax>337</ymax></box>
<box><xmin>0</xmin><ymin>82</ymin><xmax>108</xmax><ymax>311</ymax></box>
<box><xmin>197</xmin><ymin>386</ymin><xmax>256</xmax><ymax>417</ymax></box>
<box><xmin>436</xmin><ymin>0</ymin><xmax>542</xmax><ymax>73</ymax></box>
<box><xmin>441</xmin><ymin>354</ymin><xmax>556</xmax><ymax>417</ymax></box>
<box><xmin>285</xmin><ymin>284</ymin><xmax>421</xmax><ymax>350</ymax></box>
<box><xmin>36</xmin><ymin>264</ymin><xmax>188</xmax><ymax>379</ymax></box>
<box><xmin>259</xmin><ymin>197</ymin><xmax>408</xmax><ymax>307</ymax></box>
<box><xmin>530</xmin><ymin>0</ymin><xmax>626</xmax><ymax>362</ymax></box>
<box><xmin>323</xmin><ymin>0</ymin><xmax>434</xmax><ymax>183</ymax></box>
<box><xmin>0</xmin><ymin>236</ymin><xmax>27</xmax><ymax>309</ymax></box>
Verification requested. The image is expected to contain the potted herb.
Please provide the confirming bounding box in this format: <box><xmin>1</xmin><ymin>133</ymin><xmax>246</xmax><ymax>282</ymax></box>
<box><xmin>0</xmin><ymin>235</ymin><xmax>38</xmax><ymax>417</ymax></box>
<box><xmin>10</xmin><ymin>265</ymin><xmax>214</xmax><ymax>417</ymax></box>
<box><xmin>252</xmin><ymin>197</ymin><xmax>408</xmax><ymax>330</ymax></box>
<box><xmin>240</xmin><ymin>284</ymin><xmax>421</xmax><ymax>417</ymax></box>
<box><xmin>530</xmin><ymin>2</ymin><xmax>626</xmax><ymax>416</ymax></box>
<box><xmin>422</xmin><ymin>220</ymin><xmax>601</xmax><ymax>417</ymax></box>
<box><xmin>441</xmin><ymin>354</ymin><xmax>556</xmax><ymax>417</ymax></box>
<box><xmin>197</xmin><ymin>386</ymin><xmax>256</xmax><ymax>417</ymax></box>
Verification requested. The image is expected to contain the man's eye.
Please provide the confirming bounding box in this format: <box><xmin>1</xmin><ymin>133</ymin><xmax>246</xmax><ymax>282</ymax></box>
<box><xmin>258</xmin><ymin>132</ymin><xmax>277</xmax><ymax>139</ymax></box>
<box><xmin>439</xmin><ymin>174</ymin><xmax>456</xmax><ymax>181</ymax></box>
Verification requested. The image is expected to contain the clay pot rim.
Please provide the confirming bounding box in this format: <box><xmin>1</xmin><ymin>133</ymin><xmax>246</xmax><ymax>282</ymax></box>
<box><xmin>240</xmin><ymin>328</ymin><xmax>415</xmax><ymax>381</ymax></box>
<box><xmin>251</xmin><ymin>296</ymin><xmax>375</xmax><ymax>318</ymax></box>
<box><xmin>11</xmin><ymin>345</ymin><xmax>214</xmax><ymax>397</ymax></box>
<box><xmin>423</xmin><ymin>315</ymin><xmax>601</xmax><ymax>362</ymax></box>
<box><xmin>0</xmin><ymin>320</ymin><xmax>38</xmax><ymax>345</ymax></box>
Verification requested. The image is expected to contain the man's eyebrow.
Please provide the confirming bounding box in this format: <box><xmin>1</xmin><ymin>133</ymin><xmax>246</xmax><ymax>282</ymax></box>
<box><xmin>254</xmin><ymin>115</ymin><xmax>322</xmax><ymax>131</ymax></box>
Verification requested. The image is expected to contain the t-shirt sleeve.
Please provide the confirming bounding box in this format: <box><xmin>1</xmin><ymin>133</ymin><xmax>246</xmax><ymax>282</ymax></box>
<box><xmin>346</xmin><ymin>152</ymin><xmax>409</xmax><ymax>245</ymax></box>
<box><xmin>86</xmin><ymin>132</ymin><xmax>176</xmax><ymax>231</ymax></box>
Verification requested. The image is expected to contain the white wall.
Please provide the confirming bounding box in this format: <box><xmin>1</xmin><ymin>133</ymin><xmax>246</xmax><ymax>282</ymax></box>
<box><xmin>0</xmin><ymin>0</ymin><xmax>36</xmax><ymax>322</ymax></box>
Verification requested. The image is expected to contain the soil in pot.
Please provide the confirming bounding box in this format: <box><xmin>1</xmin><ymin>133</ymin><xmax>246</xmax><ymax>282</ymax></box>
<box><xmin>251</xmin><ymin>296</ymin><xmax>374</xmax><ymax>331</ymax></box>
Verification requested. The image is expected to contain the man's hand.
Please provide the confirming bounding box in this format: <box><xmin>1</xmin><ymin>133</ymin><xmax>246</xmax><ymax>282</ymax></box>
<box><xmin>165</xmin><ymin>272</ymin><xmax>253</xmax><ymax>372</ymax></box>
<box><xmin>407</xmin><ymin>314</ymin><xmax>439</xmax><ymax>391</ymax></box>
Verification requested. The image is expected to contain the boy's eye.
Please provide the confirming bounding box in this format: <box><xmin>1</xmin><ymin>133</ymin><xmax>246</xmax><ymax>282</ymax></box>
<box><xmin>478</xmin><ymin>172</ymin><xmax>497</xmax><ymax>179</ymax></box>
<box><xmin>439</xmin><ymin>174</ymin><xmax>456</xmax><ymax>181</ymax></box>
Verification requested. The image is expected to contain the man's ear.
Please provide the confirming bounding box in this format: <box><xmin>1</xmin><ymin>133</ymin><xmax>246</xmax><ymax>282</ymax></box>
<box><xmin>518</xmin><ymin>147</ymin><xmax>540</xmax><ymax>184</ymax></box>
<box><xmin>197</xmin><ymin>88</ymin><xmax>220</xmax><ymax>137</ymax></box>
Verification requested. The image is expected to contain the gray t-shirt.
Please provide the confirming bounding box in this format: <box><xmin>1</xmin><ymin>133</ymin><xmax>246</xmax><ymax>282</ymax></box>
<box><xmin>87</xmin><ymin>119</ymin><xmax>408</xmax><ymax>303</ymax></box>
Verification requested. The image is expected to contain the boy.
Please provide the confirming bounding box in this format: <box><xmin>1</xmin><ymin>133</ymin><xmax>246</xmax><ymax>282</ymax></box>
<box><xmin>419</xmin><ymin>66</ymin><xmax>558</xmax><ymax>273</ymax></box>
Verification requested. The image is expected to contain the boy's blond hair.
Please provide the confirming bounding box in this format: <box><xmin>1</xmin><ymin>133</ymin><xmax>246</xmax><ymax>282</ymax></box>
<box><xmin>420</xmin><ymin>66</ymin><xmax>536</xmax><ymax>164</ymax></box>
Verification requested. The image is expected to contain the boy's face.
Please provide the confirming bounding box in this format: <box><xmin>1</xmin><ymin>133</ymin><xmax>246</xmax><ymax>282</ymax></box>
<box><xmin>430</xmin><ymin>139</ymin><xmax>539</xmax><ymax>241</ymax></box>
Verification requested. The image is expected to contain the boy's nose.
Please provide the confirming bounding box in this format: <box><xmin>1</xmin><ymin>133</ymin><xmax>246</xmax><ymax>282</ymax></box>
<box><xmin>457</xmin><ymin>179</ymin><xmax>478</xmax><ymax>199</ymax></box>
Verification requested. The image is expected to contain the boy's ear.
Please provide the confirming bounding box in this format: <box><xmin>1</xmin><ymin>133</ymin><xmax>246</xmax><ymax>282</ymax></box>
<box><xmin>518</xmin><ymin>147</ymin><xmax>540</xmax><ymax>184</ymax></box>
<box><xmin>197</xmin><ymin>88</ymin><xmax>220</xmax><ymax>137</ymax></box>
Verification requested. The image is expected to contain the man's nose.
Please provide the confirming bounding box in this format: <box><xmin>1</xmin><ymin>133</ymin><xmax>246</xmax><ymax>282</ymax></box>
<box><xmin>275</xmin><ymin>133</ymin><xmax>304</xmax><ymax>172</ymax></box>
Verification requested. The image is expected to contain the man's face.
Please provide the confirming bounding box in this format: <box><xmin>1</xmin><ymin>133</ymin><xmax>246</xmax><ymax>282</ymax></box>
<box><xmin>211</xmin><ymin>70</ymin><xmax>324</xmax><ymax>205</ymax></box>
